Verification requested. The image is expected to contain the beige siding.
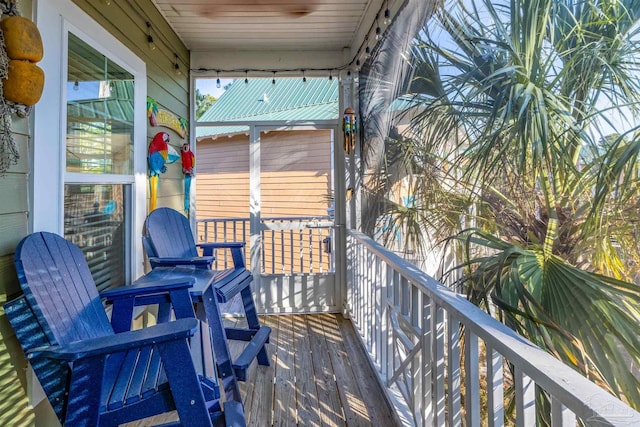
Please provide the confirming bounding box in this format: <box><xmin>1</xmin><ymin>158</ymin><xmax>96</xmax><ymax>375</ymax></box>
<box><xmin>196</xmin><ymin>130</ymin><xmax>333</xmax><ymax>273</ymax></box>
<box><xmin>197</xmin><ymin>134</ymin><xmax>251</xmax><ymax>219</ymax></box>
<box><xmin>197</xmin><ymin>130</ymin><xmax>332</xmax><ymax>220</ymax></box>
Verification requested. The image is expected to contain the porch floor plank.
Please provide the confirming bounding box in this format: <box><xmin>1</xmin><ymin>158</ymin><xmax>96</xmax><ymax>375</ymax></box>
<box><xmin>121</xmin><ymin>314</ymin><xmax>397</xmax><ymax>427</ymax></box>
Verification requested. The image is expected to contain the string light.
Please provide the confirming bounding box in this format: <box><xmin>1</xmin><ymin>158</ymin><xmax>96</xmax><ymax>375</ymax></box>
<box><xmin>272</xmin><ymin>71</ymin><xmax>276</xmax><ymax>85</ymax></box>
<box><xmin>244</xmin><ymin>70</ymin><xmax>249</xmax><ymax>84</ymax></box>
<box><xmin>365</xmin><ymin>45</ymin><xmax>371</xmax><ymax>58</ymax></box>
<box><xmin>73</xmin><ymin>80</ymin><xmax>79</xmax><ymax>91</ymax></box>
<box><xmin>302</xmin><ymin>70</ymin><xmax>307</xmax><ymax>83</ymax></box>
<box><xmin>216</xmin><ymin>71</ymin><xmax>221</xmax><ymax>88</ymax></box>
<box><xmin>174</xmin><ymin>53</ymin><xmax>181</xmax><ymax>75</ymax></box>
<box><xmin>146</xmin><ymin>22</ymin><xmax>156</xmax><ymax>50</ymax></box>
<box><xmin>375</xmin><ymin>14</ymin><xmax>382</xmax><ymax>41</ymax></box>
<box><xmin>329</xmin><ymin>70</ymin><xmax>333</xmax><ymax>81</ymax></box>
<box><xmin>384</xmin><ymin>6</ymin><xmax>391</xmax><ymax>25</ymax></box>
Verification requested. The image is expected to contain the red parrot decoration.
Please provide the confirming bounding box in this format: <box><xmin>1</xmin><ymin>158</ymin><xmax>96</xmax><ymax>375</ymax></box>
<box><xmin>148</xmin><ymin>132</ymin><xmax>170</xmax><ymax>211</ymax></box>
<box><xmin>181</xmin><ymin>142</ymin><xmax>195</xmax><ymax>214</ymax></box>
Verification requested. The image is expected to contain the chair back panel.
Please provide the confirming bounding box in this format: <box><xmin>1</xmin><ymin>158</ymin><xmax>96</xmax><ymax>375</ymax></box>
<box><xmin>146</xmin><ymin>207</ymin><xmax>199</xmax><ymax>258</ymax></box>
<box><xmin>14</xmin><ymin>232</ymin><xmax>113</xmax><ymax>346</ymax></box>
<box><xmin>4</xmin><ymin>296</ymin><xmax>69</xmax><ymax>423</ymax></box>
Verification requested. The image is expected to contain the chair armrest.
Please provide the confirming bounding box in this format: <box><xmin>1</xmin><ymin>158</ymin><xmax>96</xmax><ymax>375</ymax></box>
<box><xmin>28</xmin><ymin>318</ymin><xmax>199</xmax><ymax>361</ymax></box>
<box><xmin>197</xmin><ymin>242</ymin><xmax>245</xmax><ymax>249</ymax></box>
<box><xmin>148</xmin><ymin>256</ymin><xmax>214</xmax><ymax>268</ymax></box>
<box><xmin>100</xmin><ymin>277</ymin><xmax>195</xmax><ymax>300</ymax></box>
<box><xmin>198</xmin><ymin>242</ymin><xmax>246</xmax><ymax>268</ymax></box>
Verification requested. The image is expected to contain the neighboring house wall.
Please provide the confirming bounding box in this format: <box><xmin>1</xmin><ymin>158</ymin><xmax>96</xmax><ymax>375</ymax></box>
<box><xmin>196</xmin><ymin>129</ymin><xmax>333</xmax><ymax>273</ymax></box>
<box><xmin>72</xmin><ymin>0</ymin><xmax>190</xmax><ymax>213</ymax></box>
<box><xmin>197</xmin><ymin>129</ymin><xmax>332</xmax><ymax>220</ymax></box>
<box><xmin>0</xmin><ymin>1</ymin><xmax>190</xmax><ymax>425</ymax></box>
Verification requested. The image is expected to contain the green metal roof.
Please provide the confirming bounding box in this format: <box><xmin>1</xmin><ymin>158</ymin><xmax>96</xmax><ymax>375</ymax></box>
<box><xmin>198</xmin><ymin>78</ymin><xmax>339</xmax><ymax>136</ymax></box>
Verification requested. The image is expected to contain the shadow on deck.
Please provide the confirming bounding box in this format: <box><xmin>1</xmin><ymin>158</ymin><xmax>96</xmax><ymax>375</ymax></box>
<box><xmin>123</xmin><ymin>314</ymin><xmax>398</xmax><ymax>427</ymax></box>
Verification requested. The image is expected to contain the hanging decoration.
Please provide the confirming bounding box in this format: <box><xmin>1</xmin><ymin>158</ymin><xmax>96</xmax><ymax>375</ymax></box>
<box><xmin>0</xmin><ymin>2</ymin><xmax>45</xmax><ymax>174</ymax></box>
<box><xmin>148</xmin><ymin>132</ymin><xmax>171</xmax><ymax>211</ymax></box>
<box><xmin>343</xmin><ymin>107</ymin><xmax>358</xmax><ymax>154</ymax></box>
<box><xmin>180</xmin><ymin>141</ymin><xmax>195</xmax><ymax>215</ymax></box>
<box><xmin>147</xmin><ymin>96</ymin><xmax>188</xmax><ymax>138</ymax></box>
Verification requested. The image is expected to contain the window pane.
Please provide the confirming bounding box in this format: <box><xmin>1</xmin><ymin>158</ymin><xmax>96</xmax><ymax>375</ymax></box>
<box><xmin>66</xmin><ymin>33</ymin><xmax>134</xmax><ymax>174</ymax></box>
<box><xmin>64</xmin><ymin>184</ymin><xmax>127</xmax><ymax>292</ymax></box>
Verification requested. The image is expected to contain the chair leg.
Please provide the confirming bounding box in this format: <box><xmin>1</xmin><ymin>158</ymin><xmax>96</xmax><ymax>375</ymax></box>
<box><xmin>240</xmin><ymin>287</ymin><xmax>270</xmax><ymax>366</ymax></box>
<box><xmin>157</xmin><ymin>340</ymin><xmax>213</xmax><ymax>427</ymax></box>
<box><xmin>202</xmin><ymin>286</ymin><xmax>242</xmax><ymax>403</ymax></box>
<box><xmin>65</xmin><ymin>356</ymin><xmax>105</xmax><ymax>427</ymax></box>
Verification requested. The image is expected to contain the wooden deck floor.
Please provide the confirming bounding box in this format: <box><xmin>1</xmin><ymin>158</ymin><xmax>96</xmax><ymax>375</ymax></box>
<box><xmin>123</xmin><ymin>314</ymin><xmax>397</xmax><ymax>427</ymax></box>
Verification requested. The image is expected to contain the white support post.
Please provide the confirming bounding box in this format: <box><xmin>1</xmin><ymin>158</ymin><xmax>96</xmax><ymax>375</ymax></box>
<box><xmin>337</xmin><ymin>72</ymin><xmax>350</xmax><ymax>317</ymax></box>
<box><xmin>249</xmin><ymin>125</ymin><xmax>263</xmax><ymax>310</ymax></box>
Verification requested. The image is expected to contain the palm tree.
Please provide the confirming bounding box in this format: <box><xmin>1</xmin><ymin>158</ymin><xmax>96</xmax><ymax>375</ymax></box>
<box><xmin>366</xmin><ymin>0</ymin><xmax>640</xmax><ymax>409</ymax></box>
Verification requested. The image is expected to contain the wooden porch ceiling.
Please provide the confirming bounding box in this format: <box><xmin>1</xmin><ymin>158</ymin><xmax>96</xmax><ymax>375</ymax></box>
<box><xmin>152</xmin><ymin>0</ymin><xmax>387</xmax><ymax>72</ymax></box>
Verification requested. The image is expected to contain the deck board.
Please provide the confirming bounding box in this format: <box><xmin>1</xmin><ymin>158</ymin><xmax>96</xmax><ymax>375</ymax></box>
<box><xmin>121</xmin><ymin>314</ymin><xmax>397</xmax><ymax>426</ymax></box>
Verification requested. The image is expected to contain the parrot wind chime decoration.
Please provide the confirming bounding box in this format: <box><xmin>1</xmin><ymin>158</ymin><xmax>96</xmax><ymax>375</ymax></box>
<box><xmin>147</xmin><ymin>132</ymin><xmax>179</xmax><ymax>211</ymax></box>
<box><xmin>181</xmin><ymin>142</ymin><xmax>195</xmax><ymax>215</ymax></box>
<box><xmin>343</xmin><ymin>107</ymin><xmax>357</xmax><ymax>154</ymax></box>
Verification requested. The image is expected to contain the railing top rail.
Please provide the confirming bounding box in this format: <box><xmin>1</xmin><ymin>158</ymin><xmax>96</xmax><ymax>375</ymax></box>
<box><xmin>348</xmin><ymin>229</ymin><xmax>640</xmax><ymax>425</ymax></box>
<box><xmin>197</xmin><ymin>215</ymin><xmax>332</xmax><ymax>223</ymax></box>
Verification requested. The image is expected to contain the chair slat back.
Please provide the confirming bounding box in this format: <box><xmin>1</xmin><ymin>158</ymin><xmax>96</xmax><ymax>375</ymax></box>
<box><xmin>14</xmin><ymin>232</ymin><xmax>113</xmax><ymax>346</ymax></box>
<box><xmin>146</xmin><ymin>207</ymin><xmax>199</xmax><ymax>258</ymax></box>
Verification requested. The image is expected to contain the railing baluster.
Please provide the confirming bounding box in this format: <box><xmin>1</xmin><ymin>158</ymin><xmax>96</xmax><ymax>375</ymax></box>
<box><xmin>465</xmin><ymin>330</ymin><xmax>480</xmax><ymax>427</ymax></box>
<box><xmin>421</xmin><ymin>295</ymin><xmax>432</xmax><ymax>427</ymax></box>
<box><xmin>486</xmin><ymin>343</ymin><xmax>504</xmax><ymax>427</ymax></box>
<box><xmin>551</xmin><ymin>396</ymin><xmax>576</xmax><ymax>427</ymax></box>
<box><xmin>281</xmin><ymin>228</ymin><xmax>285</xmax><ymax>274</ymax></box>
<box><xmin>270</xmin><ymin>225</ymin><xmax>275</xmax><ymax>275</ymax></box>
<box><xmin>515</xmin><ymin>366</ymin><xmax>535</xmax><ymax>427</ymax></box>
<box><xmin>432</xmin><ymin>303</ymin><xmax>445</xmax><ymax>427</ymax></box>
<box><xmin>447</xmin><ymin>314</ymin><xmax>462</xmax><ymax>427</ymax></box>
<box><xmin>309</xmin><ymin>227</ymin><xmax>313</xmax><ymax>274</ymax></box>
<box><xmin>223</xmin><ymin>221</ymin><xmax>228</xmax><ymax>268</ymax></box>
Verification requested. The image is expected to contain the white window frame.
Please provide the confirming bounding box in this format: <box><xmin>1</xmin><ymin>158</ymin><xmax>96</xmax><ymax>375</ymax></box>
<box><xmin>33</xmin><ymin>0</ymin><xmax>147</xmax><ymax>280</ymax></box>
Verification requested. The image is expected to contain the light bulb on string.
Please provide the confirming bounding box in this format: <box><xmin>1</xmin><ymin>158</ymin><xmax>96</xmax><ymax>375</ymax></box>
<box><xmin>329</xmin><ymin>70</ymin><xmax>333</xmax><ymax>81</ymax></box>
<box><xmin>73</xmin><ymin>80</ymin><xmax>79</xmax><ymax>91</ymax></box>
<box><xmin>375</xmin><ymin>14</ymin><xmax>382</xmax><ymax>41</ymax></box>
<box><xmin>302</xmin><ymin>70</ymin><xmax>306</xmax><ymax>83</ymax></box>
<box><xmin>146</xmin><ymin>22</ymin><xmax>156</xmax><ymax>50</ymax></box>
<box><xmin>355</xmin><ymin>59</ymin><xmax>361</xmax><ymax>72</ymax></box>
<box><xmin>365</xmin><ymin>46</ymin><xmax>371</xmax><ymax>58</ymax></box>
<box><xmin>384</xmin><ymin>4</ymin><xmax>390</xmax><ymax>25</ymax></box>
<box><xmin>216</xmin><ymin>71</ymin><xmax>221</xmax><ymax>88</ymax></box>
<box><xmin>272</xmin><ymin>71</ymin><xmax>276</xmax><ymax>85</ymax></box>
<box><xmin>174</xmin><ymin>54</ymin><xmax>181</xmax><ymax>76</ymax></box>
<box><xmin>244</xmin><ymin>70</ymin><xmax>249</xmax><ymax>84</ymax></box>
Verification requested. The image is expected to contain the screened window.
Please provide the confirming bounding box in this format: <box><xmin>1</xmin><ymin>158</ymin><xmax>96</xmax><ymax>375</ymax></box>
<box><xmin>64</xmin><ymin>32</ymin><xmax>136</xmax><ymax>290</ymax></box>
<box><xmin>66</xmin><ymin>33</ymin><xmax>134</xmax><ymax>174</ymax></box>
<box><xmin>64</xmin><ymin>184</ymin><xmax>127</xmax><ymax>291</ymax></box>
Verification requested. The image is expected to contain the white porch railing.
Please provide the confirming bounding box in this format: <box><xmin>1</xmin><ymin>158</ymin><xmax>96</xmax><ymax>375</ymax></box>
<box><xmin>347</xmin><ymin>230</ymin><xmax>640</xmax><ymax>427</ymax></box>
<box><xmin>197</xmin><ymin>216</ymin><xmax>334</xmax><ymax>274</ymax></box>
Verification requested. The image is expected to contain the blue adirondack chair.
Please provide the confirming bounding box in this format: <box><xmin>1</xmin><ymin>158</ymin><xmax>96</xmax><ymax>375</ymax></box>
<box><xmin>143</xmin><ymin>207</ymin><xmax>270</xmax><ymax>382</ymax></box>
<box><xmin>4</xmin><ymin>232</ymin><xmax>245</xmax><ymax>427</ymax></box>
